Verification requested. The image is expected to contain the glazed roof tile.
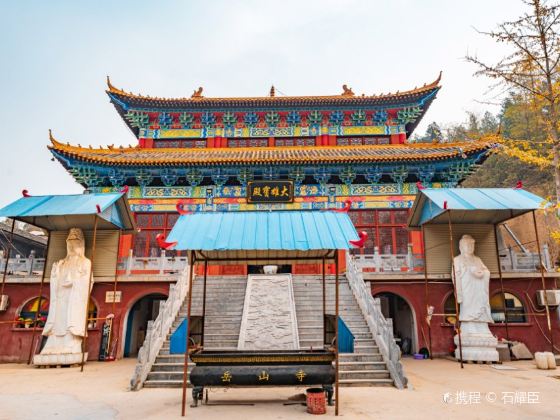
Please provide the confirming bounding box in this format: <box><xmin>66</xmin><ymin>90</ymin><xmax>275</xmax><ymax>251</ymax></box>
<box><xmin>105</xmin><ymin>74</ymin><xmax>442</xmax><ymax>109</ymax></box>
<box><xmin>48</xmin><ymin>137</ymin><xmax>493</xmax><ymax>167</ymax></box>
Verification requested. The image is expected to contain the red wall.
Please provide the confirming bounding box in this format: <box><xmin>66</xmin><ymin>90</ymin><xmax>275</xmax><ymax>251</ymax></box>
<box><xmin>0</xmin><ymin>281</ymin><xmax>171</xmax><ymax>363</ymax></box>
<box><xmin>371</xmin><ymin>277</ymin><xmax>560</xmax><ymax>356</ymax></box>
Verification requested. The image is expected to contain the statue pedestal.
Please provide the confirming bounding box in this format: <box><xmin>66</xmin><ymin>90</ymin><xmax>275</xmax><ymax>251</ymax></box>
<box><xmin>33</xmin><ymin>352</ymin><xmax>87</xmax><ymax>366</ymax></box>
<box><xmin>454</xmin><ymin>321</ymin><xmax>499</xmax><ymax>362</ymax></box>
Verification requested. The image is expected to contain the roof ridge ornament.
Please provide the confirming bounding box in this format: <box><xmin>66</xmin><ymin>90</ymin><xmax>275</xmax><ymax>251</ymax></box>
<box><xmin>270</xmin><ymin>85</ymin><xmax>275</xmax><ymax>97</ymax></box>
<box><xmin>341</xmin><ymin>84</ymin><xmax>355</xmax><ymax>97</ymax></box>
<box><xmin>191</xmin><ymin>87</ymin><xmax>204</xmax><ymax>99</ymax></box>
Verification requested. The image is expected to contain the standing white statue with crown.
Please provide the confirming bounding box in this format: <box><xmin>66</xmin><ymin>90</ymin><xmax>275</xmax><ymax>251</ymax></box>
<box><xmin>34</xmin><ymin>228</ymin><xmax>92</xmax><ymax>366</ymax></box>
<box><xmin>452</xmin><ymin>234</ymin><xmax>499</xmax><ymax>362</ymax></box>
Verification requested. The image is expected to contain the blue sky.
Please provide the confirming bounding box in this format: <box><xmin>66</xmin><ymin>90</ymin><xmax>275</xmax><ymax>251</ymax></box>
<box><xmin>0</xmin><ymin>0</ymin><xmax>526</xmax><ymax>207</ymax></box>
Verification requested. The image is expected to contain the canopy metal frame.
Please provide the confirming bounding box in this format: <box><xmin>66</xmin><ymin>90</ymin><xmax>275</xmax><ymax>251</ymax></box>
<box><xmin>410</xmin><ymin>188</ymin><xmax>556</xmax><ymax>366</ymax></box>
<box><xmin>0</xmin><ymin>192</ymin><xmax>135</xmax><ymax>369</ymax></box>
<box><xmin>180</xmin><ymin>250</ymin><xmax>342</xmax><ymax>417</ymax></box>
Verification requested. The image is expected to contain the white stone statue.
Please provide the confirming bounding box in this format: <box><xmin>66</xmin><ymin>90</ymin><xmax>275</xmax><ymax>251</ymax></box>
<box><xmin>34</xmin><ymin>228</ymin><xmax>92</xmax><ymax>366</ymax></box>
<box><xmin>452</xmin><ymin>235</ymin><xmax>499</xmax><ymax>362</ymax></box>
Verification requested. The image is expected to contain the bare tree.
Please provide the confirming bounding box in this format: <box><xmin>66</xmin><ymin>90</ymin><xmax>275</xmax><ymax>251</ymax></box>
<box><xmin>466</xmin><ymin>0</ymin><xmax>560</xmax><ymax>204</ymax></box>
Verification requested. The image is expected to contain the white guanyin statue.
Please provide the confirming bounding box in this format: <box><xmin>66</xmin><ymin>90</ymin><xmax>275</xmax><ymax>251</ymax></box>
<box><xmin>34</xmin><ymin>228</ymin><xmax>92</xmax><ymax>366</ymax></box>
<box><xmin>452</xmin><ymin>235</ymin><xmax>499</xmax><ymax>362</ymax></box>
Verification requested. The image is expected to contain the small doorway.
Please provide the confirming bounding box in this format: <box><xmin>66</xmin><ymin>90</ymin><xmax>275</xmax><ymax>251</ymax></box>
<box><xmin>375</xmin><ymin>292</ymin><xmax>416</xmax><ymax>355</ymax></box>
<box><xmin>124</xmin><ymin>293</ymin><xmax>167</xmax><ymax>357</ymax></box>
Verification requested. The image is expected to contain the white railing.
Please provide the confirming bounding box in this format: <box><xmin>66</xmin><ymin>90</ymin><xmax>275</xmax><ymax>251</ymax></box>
<box><xmin>354</xmin><ymin>244</ymin><xmax>552</xmax><ymax>274</ymax></box>
<box><xmin>345</xmin><ymin>253</ymin><xmax>407</xmax><ymax>389</ymax></box>
<box><xmin>118</xmin><ymin>250</ymin><xmax>189</xmax><ymax>275</ymax></box>
<box><xmin>500</xmin><ymin>245</ymin><xmax>552</xmax><ymax>272</ymax></box>
<box><xmin>129</xmin><ymin>264</ymin><xmax>190</xmax><ymax>390</ymax></box>
<box><xmin>0</xmin><ymin>257</ymin><xmax>45</xmax><ymax>276</ymax></box>
<box><xmin>353</xmin><ymin>245</ymin><xmax>423</xmax><ymax>272</ymax></box>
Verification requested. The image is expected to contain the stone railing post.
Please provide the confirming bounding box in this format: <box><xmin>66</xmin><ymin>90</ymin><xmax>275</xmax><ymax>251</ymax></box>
<box><xmin>126</xmin><ymin>249</ymin><xmax>133</xmax><ymax>275</ymax></box>
<box><xmin>543</xmin><ymin>243</ymin><xmax>551</xmax><ymax>271</ymax></box>
<box><xmin>510</xmin><ymin>247</ymin><xmax>517</xmax><ymax>271</ymax></box>
<box><xmin>406</xmin><ymin>243</ymin><xmax>413</xmax><ymax>272</ymax></box>
<box><xmin>159</xmin><ymin>250</ymin><xmax>166</xmax><ymax>275</ymax></box>
<box><xmin>374</xmin><ymin>246</ymin><xmax>381</xmax><ymax>272</ymax></box>
<box><xmin>27</xmin><ymin>257</ymin><xmax>34</xmax><ymax>275</ymax></box>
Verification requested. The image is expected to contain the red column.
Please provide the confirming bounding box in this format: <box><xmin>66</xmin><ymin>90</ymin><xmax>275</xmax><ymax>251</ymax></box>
<box><xmin>138</xmin><ymin>138</ymin><xmax>154</xmax><ymax>148</ymax></box>
<box><xmin>399</xmin><ymin>133</ymin><xmax>406</xmax><ymax>144</ymax></box>
<box><xmin>268</xmin><ymin>137</ymin><xmax>275</xmax><ymax>147</ymax></box>
<box><xmin>206</xmin><ymin>137</ymin><xmax>215</xmax><ymax>148</ymax></box>
<box><xmin>315</xmin><ymin>135</ymin><xmax>322</xmax><ymax>146</ymax></box>
<box><xmin>118</xmin><ymin>234</ymin><xmax>132</xmax><ymax>257</ymax></box>
<box><xmin>390</xmin><ymin>134</ymin><xmax>400</xmax><ymax>145</ymax></box>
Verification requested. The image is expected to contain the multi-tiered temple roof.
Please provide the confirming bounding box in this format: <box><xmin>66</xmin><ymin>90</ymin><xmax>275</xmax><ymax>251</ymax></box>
<box><xmin>106</xmin><ymin>74</ymin><xmax>442</xmax><ymax>140</ymax></box>
<box><xmin>49</xmin><ymin>76</ymin><xmax>493</xmax><ymax>202</ymax></box>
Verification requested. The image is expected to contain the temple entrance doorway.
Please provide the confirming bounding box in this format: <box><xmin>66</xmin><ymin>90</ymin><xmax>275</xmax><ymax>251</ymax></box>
<box><xmin>124</xmin><ymin>293</ymin><xmax>167</xmax><ymax>357</ymax></box>
<box><xmin>375</xmin><ymin>292</ymin><xmax>417</xmax><ymax>355</ymax></box>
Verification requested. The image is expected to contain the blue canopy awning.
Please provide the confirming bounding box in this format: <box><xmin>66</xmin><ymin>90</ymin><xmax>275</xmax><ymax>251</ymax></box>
<box><xmin>408</xmin><ymin>188</ymin><xmax>546</xmax><ymax>227</ymax></box>
<box><xmin>0</xmin><ymin>193</ymin><xmax>136</xmax><ymax>232</ymax></box>
<box><xmin>167</xmin><ymin>211</ymin><xmax>359</xmax><ymax>264</ymax></box>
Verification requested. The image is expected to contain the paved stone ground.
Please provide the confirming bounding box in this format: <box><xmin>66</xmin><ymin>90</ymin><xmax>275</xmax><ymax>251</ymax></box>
<box><xmin>0</xmin><ymin>358</ymin><xmax>559</xmax><ymax>419</ymax></box>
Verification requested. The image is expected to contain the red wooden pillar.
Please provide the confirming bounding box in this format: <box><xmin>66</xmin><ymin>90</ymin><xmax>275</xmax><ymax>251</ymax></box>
<box><xmin>390</xmin><ymin>134</ymin><xmax>400</xmax><ymax>145</ymax></box>
<box><xmin>138</xmin><ymin>138</ymin><xmax>154</xmax><ymax>148</ymax></box>
<box><xmin>206</xmin><ymin>137</ymin><xmax>215</xmax><ymax>148</ymax></box>
<box><xmin>118</xmin><ymin>234</ymin><xmax>132</xmax><ymax>257</ymax></box>
<box><xmin>268</xmin><ymin>137</ymin><xmax>275</xmax><ymax>147</ymax></box>
<box><xmin>315</xmin><ymin>135</ymin><xmax>322</xmax><ymax>146</ymax></box>
<box><xmin>399</xmin><ymin>133</ymin><xmax>406</xmax><ymax>144</ymax></box>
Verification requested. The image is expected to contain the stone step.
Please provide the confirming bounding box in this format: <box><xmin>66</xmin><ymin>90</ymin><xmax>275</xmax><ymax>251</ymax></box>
<box><xmin>147</xmin><ymin>371</ymin><xmax>190</xmax><ymax>381</ymax></box>
<box><xmin>296</xmin><ymin>322</ymin><xmax>322</xmax><ymax>327</ymax></box>
<box><xmin>204</xmin><ymin>340</ymin><xmax>238</xmax><ymax>346</ymax></box>
<box><xmin>202</xmin><ymin>346</ymin><xmax>238</xmax><ymax>351</ymax></box>
<box><xmin>354</xmin><ymin>340</ymin><xmax>376</xmax><ymax>346</ymax></box>
<box><xmin>354</xmin><ymin>346</ymin><xmax>380</xmax><ymax>354</ymax></box>
<box><xmin>339</xmin><ymin>370</ymin><xmax>390</xmax><ymax>380</ymax></box>
<box><xmin>339</xmin><ymin>378</ymin><xmax>394</xmax><ymax>387</ymax></box>
<box><xmin>143</xmin><ymin>380</ymin><xmax>189</xmax><ymax>388</ymax></box>
<box><xmin>354</xmin><ymin>339</ymin><xmax>376</xmax><ymax>344</ymax></box>
<box><xmin>151</xmin><ymin>363</ymin><xmax>193</xmax><ymax>372</ymax></box>
<box><xmin>339</xmin><ymin>353</ymin><xmax>384</xmax><ymax>362</ymax></box>
<box><xmin>339</xmin><ymin>361</ymin><xmax>387</xmax><ymax>371</ymax></box>
<box><xmin>155</xmin><ymin>355</ymin><xmax>187</xmax><ymax>363</ymax></box>
<box><xmin>203</xmin><ymin>333</ymin><xmax>239</xmax><ymax>339</ymax></box>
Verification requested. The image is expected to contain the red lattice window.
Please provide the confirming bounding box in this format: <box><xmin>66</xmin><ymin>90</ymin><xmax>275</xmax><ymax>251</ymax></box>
<box><xmin>228</xmin><ymin>138</ymin><xmax>268</xmax><ymax>148</ymax></box>
<box><xmin>337</xmin><ymin>137</ymin><xmax>390</xmax><ymax>146</ymax></box>
<box><xmin>349</xmin><ymin>209</ymin><xmax>411</xmax><ymax>255</ymax></box>
<box><xmin>133</xmin><ymin>213</ymin><xmax>182</xmax><ymax>257</ymax></box>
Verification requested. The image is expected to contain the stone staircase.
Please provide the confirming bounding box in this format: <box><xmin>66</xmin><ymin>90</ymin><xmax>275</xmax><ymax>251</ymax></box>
<box><xmin>144</xmin><ymin>276</ymin><xmax>247</xmax><ymax>388</ymax></box>
<box><xmin>293</xmin><ymin>275</ymin><xmax>393</xmax><ymax>387</ymax></box>
<box><xmin>143</xmin><ymin>274</ymin><xmax>394</xmax><ymax>388</ymax></box>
